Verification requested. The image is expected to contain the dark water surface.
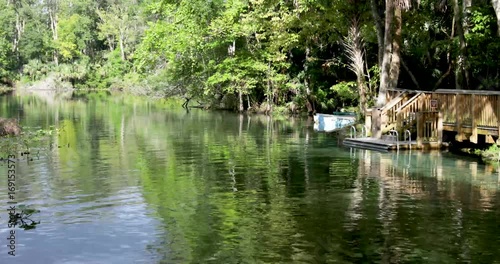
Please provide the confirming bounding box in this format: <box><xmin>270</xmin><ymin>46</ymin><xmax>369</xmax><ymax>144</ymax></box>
<box><xmin>1</xmin><ymin>94</ymin><xmax>500</xmax><ymax>263</ymax></box>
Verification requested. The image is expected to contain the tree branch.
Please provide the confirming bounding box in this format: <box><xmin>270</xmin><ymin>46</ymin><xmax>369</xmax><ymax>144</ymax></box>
<box><xmin>401</xmin><ymin>59</ymin><xmax>420</xmax><ymax>90</ymax></box>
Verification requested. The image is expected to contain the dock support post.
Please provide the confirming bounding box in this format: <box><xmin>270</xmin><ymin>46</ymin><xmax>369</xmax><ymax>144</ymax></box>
<box><xmin>371</xmin><ymin>107</ymin><xmax>382</xmax><ymax>139</ymax></box>
<box><xmin>365</xmin><ymin>109</ymin><xmax>372</xmax><ymax>137</ymax></box>
<box><xmin>416</xmin><ymin>112</ymin><xmax>424</xmax><ymax>149</ymax></box>
<box><xmin>470</xmin><ymin>94</ymin><xmax>478</xmax><ymax>143</ymax></box>
<box><xmin>455</xmin><ymin>94</ymin><xmax>464</xmax><ymax>142</ymax></box>
<box><xmin>497</xmin><ymin>95</ymin><xmax>500</xmax><ymax>145</ymax></box>
<box><xmin>437</xmin><ymin>112</ymin><xmax>443</xmax><ymax>146</ymax></box>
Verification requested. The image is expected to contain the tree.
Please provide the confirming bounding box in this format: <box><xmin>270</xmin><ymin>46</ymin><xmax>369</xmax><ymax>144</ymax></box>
<box><xmin>343</xmin><ymin>19</ymin><xmax>369</xmax><ymax>115</ymax></box>
<box><xmin>376</xmin><ymin>0</ymin><xmax>411</xmax><ymax>106</ymax></box>
<box><xmin>0</xmin><ymin>1</ymin><xmax>16</xmax><ymax>83</ymax></box>
<box><xmin>46</xmin><ymin>0</ymin><xmax>60</xmax><ymax>65</ymax></box>
<box><xmin>97</xmin><ymin>0</ymin><xmax>143</xmax><ymax>61</ymax></box>
<box><xmin>492</xmin><ymin>0</ymin><xmax>500</xmax><ymax>36</ymax></box>
<box><xmin>55</xmin><ymin>14</ymin><xmax>89</xmax><ymax>61</ymax></box>
<box><xmin>452</xmin><ymin>0</ymin><xmax>470</xmax><ymax>89</ymax></box>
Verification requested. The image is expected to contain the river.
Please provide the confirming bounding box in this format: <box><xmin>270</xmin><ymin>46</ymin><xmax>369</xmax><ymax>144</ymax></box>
<box><xmin>0</xmin><ymin>93</ymin><xmax>500</xmax><ymax>263</ymax></box>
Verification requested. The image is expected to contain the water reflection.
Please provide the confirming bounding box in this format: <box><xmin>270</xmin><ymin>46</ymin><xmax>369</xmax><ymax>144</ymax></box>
<box><xmin>0</xmin><ymin>94</ymin><xmax>499</xmax><ymax>263</ymax></box>
<box><xmin>345</xmin><ymin>149</ymin><xmax>500</xmax><ymax>263</ymax></box>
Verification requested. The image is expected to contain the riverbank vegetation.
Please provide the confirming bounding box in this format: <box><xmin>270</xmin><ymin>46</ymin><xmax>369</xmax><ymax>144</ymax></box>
<box><xmin>1</xmin><ymin>0</ymin><xmax>499</xmax><ymax>114</ymax></box>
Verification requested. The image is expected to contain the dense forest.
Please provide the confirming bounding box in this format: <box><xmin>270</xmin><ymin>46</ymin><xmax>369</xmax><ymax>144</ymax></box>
<box><xmin>0</xmin><ymin>0</ymin><xmax>499</xmax><ymax>115</ymax></box>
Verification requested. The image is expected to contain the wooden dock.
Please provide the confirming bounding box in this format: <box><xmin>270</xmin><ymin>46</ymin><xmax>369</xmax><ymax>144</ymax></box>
<box><xmin>349</xmin><ymin>88</ymin><xmax>500</xmax><ymax>151</ymax></box>
<box><xmin>343</xmin><ymin>137</ymin><xmax>419</xmax><ymax>151</ymax></box>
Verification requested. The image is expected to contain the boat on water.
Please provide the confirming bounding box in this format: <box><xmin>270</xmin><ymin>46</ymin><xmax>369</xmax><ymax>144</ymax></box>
<box><xmin>313</xmin><ymin>112</ymin><xmax>356</xmax><ymax>132</ymax></box>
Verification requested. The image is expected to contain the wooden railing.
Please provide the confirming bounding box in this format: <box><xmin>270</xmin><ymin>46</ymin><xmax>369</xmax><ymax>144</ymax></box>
<box><xmin>429</xmin><ymin>92</ymin><xmax>499</xmax><ymax>128</ymax></box>
<box><xmin>380</xmin><ymin>91</ymin><xmax>409</xmax><ymax>126</ymax></box>
<box><xmin>418</xmin><ymin>111</ymin><xmax>441</xmax><ymax>142</ymax></box>
<box><xmin>386</xmin><ymin>89</ymin><xmax>405</xmax><ymax>103</ymax></box>
<box><xmin>370</xmin><ymin>89</ymin><xmax>500</xmax><ymax>144</ymax></box>
<box><xmin>395</xmin><ymin>92</ymin><xmax>426</xmax><ymax>129</ymax></box>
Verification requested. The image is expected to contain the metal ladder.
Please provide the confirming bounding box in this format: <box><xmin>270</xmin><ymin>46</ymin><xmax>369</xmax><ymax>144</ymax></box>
<box><xmin>388</xmin><ymin>129</ymin><xmax>399</xmax><ymax>151</ymax></box>
<box><xmin>404</xmin><ymin>130</ymin><xmax>411</xmax><ymax>150</ymax></box>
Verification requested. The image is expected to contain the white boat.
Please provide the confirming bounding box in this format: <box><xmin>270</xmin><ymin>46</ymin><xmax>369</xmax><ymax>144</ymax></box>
<box><xmin>314</xmin><ymin>112</ymin><xmax>356</xmax><ymax>132</ymax></box>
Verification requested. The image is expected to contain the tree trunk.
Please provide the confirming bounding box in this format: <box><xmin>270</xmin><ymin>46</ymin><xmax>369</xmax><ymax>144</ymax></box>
<box><xmin>492</xmin><ymin>0</ymin><xmax>500</xmax><ymax>36</ymax></box>
<box><xmin>8</xmin><ymin>1</ymin><xmax>24</xmax><ymax>62</ymax></box>
<box><xmin>119</xmin><ymin>31</ymin><xmax>126</xmax><ymax>61</ymax></box>
<box><xmin>304</xmin><ymin>47</ymin><xmax>311</xmax><ymax>97</ymax></box>
<box><xmin>463</xmin><ymin>0</ymin><xmax>472</xmax><ymax>34</ymax></box>
<box><xmin>266</xmin><ymin>61</ymin><xmax>272</xmax><ymax>115</ymax></box>
<box><xmin>401</xmin><ymin>59</ymin><xmax>420</xmax><ymax>89</ymax></box>
<box><xmin>14</xmin><ymin>14</ymin><xmax>21</xmax><ymax>54</ymax></box>
<box><xmin>376</xmin><ymin>0</ymin><xmax>395</xmax><ymax>107</ymax></box>
<box><xmin>182</xmin><ymin>97</ymin><xmax>190</xmax><ymax>108</ymax></box>
<box><xmin>453</xmin><ymin>0</ymin><xmax>469</xmax><ymax>89</ymax></box>
<box><xmin>357</xmin><ymin>75</ymin><xmax>368</xmax><ymax>115</ymax></box>
<box><xmin>436</xmin><ymin>10</ymin><xmax>456</xmax><ymax>90</ymax></box>
<box><xmin>389</xmin><ymin>6</ymin><xmax>402</xmax><ymax>89</ymax></box>
<box><xmin>433</xmin><ymin>63</ymin><xmax>453</xmax><ymax>90</ymax></box>
<box><xmin>238</xmin><ymin>90</ymin><xmax>244</xmax><ymax>112</ymax></box>
<box><xmin>107</xmin><ymin>36</ymin><xmax>115</xmax><ymax>51</ymax></box>
<box><xmin>370</xmin><ymin>0</ymin><xmax>384</xmax><ymax>67</ymax></box>
<box><xmin>304</xmin><ymin>47</ymin><xmax>315</xmax><ymax>115</ymax></box>
<box><xmin>49</xmin><ymin>5</ymin><xmax>59</xmax><ymax>65</ymax></box>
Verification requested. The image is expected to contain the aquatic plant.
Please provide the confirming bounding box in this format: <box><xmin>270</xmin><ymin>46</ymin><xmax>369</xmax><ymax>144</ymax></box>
<box><xmin>8</xmin><ymin>205</ymin><xmax>40</xmax><ymax>230</ymax></box>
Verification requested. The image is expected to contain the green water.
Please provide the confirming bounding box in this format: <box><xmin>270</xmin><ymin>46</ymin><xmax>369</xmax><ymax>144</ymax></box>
<box><xmin>1</xmin><ymin>93</ymin><xmax>500</xmax><ymax>263</ymax></box>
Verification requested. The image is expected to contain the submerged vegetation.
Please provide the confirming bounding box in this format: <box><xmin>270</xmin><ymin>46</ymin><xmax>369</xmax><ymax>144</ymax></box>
<box><xmin>8</xmin><ymin>205</ymin><xmax>40</xmax><ymax>230</ymax></box>
<box><xmin>0</xmin><ymin>125</ymin><xmax>59</xmax><ymax>157</ymax></box>
<box><xmin>0</xmin><ymin>0</ymin><xmax>499</xmax><ymax>114</ymax></box>
<box><xmin>0</xmin><ymin>117</ymin><xmax>21</xmax><ymax>136</ymax></box>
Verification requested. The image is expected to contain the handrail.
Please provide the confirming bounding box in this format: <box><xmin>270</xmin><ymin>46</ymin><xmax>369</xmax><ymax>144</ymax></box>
<box><xmin>395</xmin><ymin>92</ymin><xmax>424</xmax><ymax>113</ymax></box>
<box><xmin>404</xmin><ymin>130</ymin><xmax>411</xmax><ymax>150</ymax></box>
<box><xmin>380</xmin><ymin>91</ymin><xmax>408</xmax><ymax>112</ymax></box>
<box><xmin>350</xmin><ymin>126</ymin><xmax>357</xmax><ymax>138</ymax></box>
<box><xmin>387</xmin><ymin>88</ymin><xmax>500</xmax><ymax>95</ymax></box>
<box><xmin>379</xmin><ymin>91</ymin><xmax>412</xmax><ymax>126</ymax></box>
<box><xmin>361</xmin><ymin>125</ymin><xmax>367</xmax><ymax>137</ymax></box>
<box><xmin>389</xmin><ymin>129</ymin><xmax>399</xmax><ymax>151</ymax></box>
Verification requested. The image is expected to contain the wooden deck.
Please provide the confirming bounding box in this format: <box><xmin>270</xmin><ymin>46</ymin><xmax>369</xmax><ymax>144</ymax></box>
<box><xmin>346</xmin><ymin>88</ymin><xmax>500</xmax><ymax>151</ymax></box>
<box><xmin>343</xmin><ymin>137</ymin><xmax>419</xmax><ymax>151</ymax></box>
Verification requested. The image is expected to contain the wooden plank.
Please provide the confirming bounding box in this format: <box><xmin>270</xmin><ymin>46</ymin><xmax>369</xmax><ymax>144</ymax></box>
<box><xmin>450</xmin><ymin>94</ymin><xmax>456</xmax><ymax>123</ymax></box>
<box><xmin>498</xmin><ymin>94</ymin><xmax>500</xmax><ymax>138</ymax></box>
<box><xmin>417</xmin><ymin>112</ymin><xmax>423</xmax><ymax>148</ymax></box>
<box><xmin>476</xmin><ymin>127</ymin><xmax>499</xmax><ymax>135</ymax></box>
<box><xmin>477</xmin><ymin>95</ymin><xmax>495</xmax><ymax>127</ymax></box>
<box><xmin>437</xmin><ymin>112</ymin><xmax>443</xmax><ymax>144</ymax></box>
<box><xmin>433</xmin><ymin>89</ymin><xmax>500</xmax><ymax>95</ymax></box>
<box><xmin>387</xmin><ymin>88</ymin><xmax>500</xmax><ymax>95</ymax></box>
<box><xmin>443</xmin><ymin>124</ymin><xmax>456</xmax><ymax>131</ymax></box>
<box><xmin>459</xmin><ymin>127</ymin><xmax>472</xmax><ymax>134</ymax></box>
<box><xmin>470</xmin><ymin>94</ymin><xmax>478</xmax><ymax>143</ymax></box>
<box><xmin>343</xmin><ymin>138</ymin><xmax>422</xmax><ymax>151</ymax></box>
<box><xmin>455</xmin><ymin>94</ymin><xmax>464</xmax><ymax>142</ymax></box>
<box><xmin>486</xmin><ymin>135</ymin><xmax>496</xmax><ymax>144</ymax></box>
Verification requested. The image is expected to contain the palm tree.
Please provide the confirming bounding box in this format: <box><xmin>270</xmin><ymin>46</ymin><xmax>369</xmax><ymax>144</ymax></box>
<box><xmin>343</xmin><ymin>19</ymin><xmax>368</xmax><ymax>115</ymax></box>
